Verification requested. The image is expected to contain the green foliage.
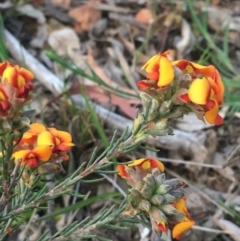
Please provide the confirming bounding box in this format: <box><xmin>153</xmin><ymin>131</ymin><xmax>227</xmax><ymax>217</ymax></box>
<box><xmin>0</xmin><ymin>14</ymin><xmax>8</xmax><ymax>61</ymax></box>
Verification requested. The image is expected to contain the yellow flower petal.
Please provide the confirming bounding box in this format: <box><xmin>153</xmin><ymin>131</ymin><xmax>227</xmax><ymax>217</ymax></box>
<box><xmin>188</xmin><ymin>78</ymin><xmax>210</xmax><ymax>105</ymax></box>
<box><xmin>32</xmin><ymin>146</ymin><xmax>52</xmax><ymax>161</ymax></box>
<box><xmin>48</xmin><ymin>128</ymin><xmax>73</xmax><ymax>143</ymax></box>
<box><xmin>29</xmin><ymin>123</ymin><xmax>46</xmax><ymax>133</ymax></box>
<box><xmin>37</xmin><ymin>131</ymin><xmax>54</xmax><ymax>146</ymax></box>
<box><xmin>142</xmin><ymin>54</ymin><xmax>160</xmax><ymax>73</ymax></box>
<box><xmin>2</xmin><ymin>66</ymin><xmax>18</xmax><ymax>87</ymax></box>
<box><xmin>158</xmin><ymin>57</ymin><xmax>174</xmax><ymax>87</ymax></box>
<box><xmin>128</xmin><ymin>158</ymin><xmax>145</xmax><ymax>167</ymax></box>
<box><xmin>13</xmin><ymin>150</ymin><xmax>30</xmax><ymax>164</ymax></box>
<box><xmin>172</xmin><ymin>220</ymin><xmax>195</xmax><ymax>239</ymax></box>
<box><xmin>175</xmin><ymin>198</ymin><xmax>190</xmax><ymax>219</ymax></box>
<box><xmin>128</xmin><ymin>158</ymin><xmax>165</xmax><ymax>172</ymax></box>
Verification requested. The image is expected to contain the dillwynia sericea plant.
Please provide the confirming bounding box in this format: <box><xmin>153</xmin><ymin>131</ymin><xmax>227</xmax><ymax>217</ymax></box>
<box><xmin>0</xmin><ymin>51</ymin><xmax>224</xmax><ymax>241</ymax></box>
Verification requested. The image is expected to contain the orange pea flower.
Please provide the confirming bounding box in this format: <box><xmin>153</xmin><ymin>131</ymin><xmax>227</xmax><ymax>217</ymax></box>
<box><xmin>172</xmin><ymin>220</ymin><xmax>195</xmax><ymax>239</ymax></box>
<box><xmin>0</xmin><ymin>61</ymin><xmax>34</xmax><ymax>88</ymax></box>
<box><xmin>173</xmin><ymin>60</ymin><xmax>224</xmax><ymax>125</ymax></box>
<box><xmin>0</xmin><ymin>87</ymin><xmax>11</xmax><ymax>115</ymax></box>
<box><xmin>128</xmin><ymin>158</ymin><xmax>165</xmax><ymax>172</ymax></box>
<box><xmin>117</xmin><ymin>158</ymin><xmax>165</xmax><ymax>179</ymax></box>
<box><xmin>171</xmin><ymin>198</ymin><xmax>195</xmax><ymax>239</ymax></box>
<box><xmin>13</xmin><ymin>146</ymin><xmax>52</xmax><ymax>168</ymax></box>
<box><xmin>21</xmin><ymin>123</ymin><xmax>46</xmax><ymax>145</ymax></box>
<box><xmin>138</xmin><ymin>51</ymin><xmax>174</xmax><ymax>89</ymax></box>
<box><xmin>37</xmin><ymin>128</ymin><xmax>74</xmax><ymax>153</ymax></box>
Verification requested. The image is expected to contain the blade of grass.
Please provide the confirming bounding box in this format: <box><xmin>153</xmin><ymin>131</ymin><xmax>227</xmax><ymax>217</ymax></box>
<box><xmin>0</xmin><ymin>14</ymin><xmax>8</xmax><ymax>61</ymax></box>
<box><xmin>186</xmin><ymin>0</ymin><xmax>234</xmax><ymax>72</ymax></box>
<box><xmin>37</xmin><ymin>191</ymin><xmax>120</xmax><ymax>221</ymax></box>
<box><xmin>45</xmin><ymin>50</ymin><xmax>139</xmax><ymax>99</ymax></box>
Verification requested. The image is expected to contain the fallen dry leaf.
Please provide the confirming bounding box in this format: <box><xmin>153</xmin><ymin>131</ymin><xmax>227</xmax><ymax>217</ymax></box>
<box><xmin>50</xmin><ymin>0</ymin><xmax>71</xmax><ymax>9</ymax></box>
<box><xmin>70</xmin><ymin>84</ymin><xmax>140</xmax><ymax>119</ymax></box>
<box><xmin>135</xmin><ymin>8</ymin><xmax>154</xmax><ymax>25</ymax></box>
<box><xmin>87</xmin><ymin>53</ymin><xmax>139</xmax><ymax>97</ymax></box>
<box><xmin>48</xmin><ymin>27</ymin><xmax>81</xmax><ymax>56</ymax></box>
<box><xmin>68</xmin><ymin>0</ymin><xmax>101</xmax><ymax>31</ymax></box>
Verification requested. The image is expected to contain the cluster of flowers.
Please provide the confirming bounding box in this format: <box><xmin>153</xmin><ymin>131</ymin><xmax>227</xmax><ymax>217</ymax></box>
<box><xmin>138</xmin><ymin>51</ymin><xmax>224</xmax><ymax>125</ymax></box>
<box><xmin>0</xmin><ymin>61</ymin><xmax>74</xmax><ymax>171</ymax></box>
<box><xmin>117</xmin><ymin>159</ymin><xmax>195</xmax><ymax>239</ymax></box>
<box><xmin>13</xmin><ymin>123</ymin><xmax>74</xmax><ymax>169</ymax></box>
<box><xmin>0</xmin><ymin>61</ymin><xmax>34</xmax><ymax>116</ymax></box>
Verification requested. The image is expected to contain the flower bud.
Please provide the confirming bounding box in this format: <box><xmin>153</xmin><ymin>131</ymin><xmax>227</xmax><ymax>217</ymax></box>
<box><xmin>155</xmin><ymin>173</ymin><xmax>166</xmax><ymax>186</ymax></box>
<box><xmin>163</xmin><ymin>193</ymin><xmax>177</xmax><ymax>204</ymax></box>
<box><xmin>149</xmin><ymin>206</ymin><xmax>167</xmax><ymax>225</ymax></box>
<box><xmin>147</xmin><ymin>99</ymin><xmax>159</xmax><ymax>121</ymax></box>
<box><xmin>170</xmin><ymin>190</ymin><xmax>185</xmax><ymax>200</ymax></box>
<box><xmin>145</xmin><ymin>119</ymin><xmax>173</xmax><ymax>136</ymax></box>
<box><xmin>128</xmin><ymin>189</ymin><xmax>142</xmax><ymax>207</ymax></box>
<box><xmin>143</xmin><ymin>174</ymin><xmax>156</xmax><ymax>189</ymax></box>
<box><xmin>132</xmin><ymin>113</ymin><xmax>145</xmax><ymax>135</ymax></box>
<box><xmin>151</xmin><ymin>194</ymin><xmax>164</xmax><ymax>206</ymax></box>
<box><xmin>156</xmin><ymin>184</ymin><xmax>172</xmax><ymax>195</ymax></box>
<box><xmin>140</xmin><ymin>186</ymin><xmax>153</xmax><ymax>199</ymax></box>
<box><xmin>139</xmin><ymin>200</ymin><xmax>151</xmax><ymax>212</ymax></box>
<box><xmin>140</xmin><ymin>92</ymin><xmax>152</xmax><ymax>110</ymax></box>
<box><xmin>159</xmin><ymin>101</ymin><xmax>171</xmax><ymax>114</ymax></box>
<box><xmin>164</xmin><ymin>178</ymin><xmax>185</xmax><ymax>190</ymax></box>
<box><xmin>160</xmin><ymin>204</ymin><xmax>181</xmax><ymax>216</ymax></box>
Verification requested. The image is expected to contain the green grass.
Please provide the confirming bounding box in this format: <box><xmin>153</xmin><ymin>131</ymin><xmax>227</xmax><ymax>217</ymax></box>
<box><xmin>37</xmin><ymin>191</ymin><xmax>120</xmax><ymax>221</ymax></box>
<box><xmin>0</xmin><ymin>14</ymin><xmax>8</xmax><ymax>61</ymax></box>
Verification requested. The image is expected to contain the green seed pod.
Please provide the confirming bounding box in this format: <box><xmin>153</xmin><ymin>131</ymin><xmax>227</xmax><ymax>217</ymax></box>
<box><xmin>139</xmin><ymin>200</ymin><xmax>151</xmax><ymax>212</ymax></box>
<box><xmin>151</xmin><ymin>194</ymin><xmax>164</xmax><ymax>206</ymax></box>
